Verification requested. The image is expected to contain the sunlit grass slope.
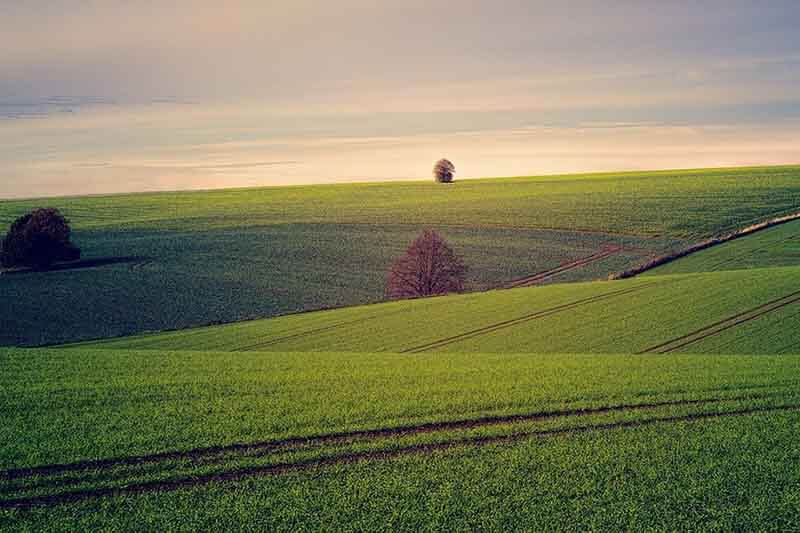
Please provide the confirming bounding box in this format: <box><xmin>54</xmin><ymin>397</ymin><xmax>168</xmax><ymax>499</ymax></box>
<box><xmin>5</xmin><ymin>348</ymin><xmax>798</xmax><ymax>469</ymax></box>
<box><xmin>6</xmin><ymin>411</ymin><xmax>799</xmax><ymax>530</ymax></box>
<box><xmin>4</xmin><ymin>166</ymin><xmax>800</xmax><ymax>529</ymax></box>
<box><xmin>81</xmin><ymin>265</ymin><xmax>800</xmax><ymax>354</ymax></box>
<box><xmin>2</xmin><ymin>348</ymin><xmax>800</xmax><ymax>529</ymax></box>
<box><xmin>2</xmin><ymin>165</ymin><xmax>798</xmax><ymax>238</ymax></box>
<box><xmin>646</xmin><ymin>217</ymin><xmax>800</xmax><ymax>275</ymax></box>
<box><xmin>1</xmin><ymin>165</ymin><xmax>799</xmax><ymax>347</ymax></box>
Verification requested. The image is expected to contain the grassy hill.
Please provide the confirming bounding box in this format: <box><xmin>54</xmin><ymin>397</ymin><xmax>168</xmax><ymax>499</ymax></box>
<box><xmin>3</xmin><ymin>166</ymin><xmax>800</xmax><ymax>529</ymax></box>
<box><xmin>646</xmin><ymin>217</ymin><xmax>800</xmax><ymax>275</ymax></box>
<box><xmin>81</xmin><ymin>265</ymin><xmax>800</xmax><ymax>354</ymax></box>
<box><xmin>2</xmin><ymin>165</ymin><xmax>800</xmax><ymax>346</ymax></box>
<box><xmin>3</xmin><ymin>165</ymin><xmax>799</xmax><ymax>236</ymax></box>
<box><xmin>2</xmin><ymin>346</ymin><xmax>799</xmax><ymax>528</ymax></box>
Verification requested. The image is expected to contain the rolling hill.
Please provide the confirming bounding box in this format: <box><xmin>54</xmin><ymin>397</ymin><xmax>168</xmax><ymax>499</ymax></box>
<box><xmin>2</xmin><ymin>165</ymin><xmax>800</xmax><ymax>346</ymax></box>
<box><xmin>80</xmin><ymin>262</ymin><xmax>800</xmax><ymax>355</ymax></box>
<box><xmin>3</xmin><ymin>166</ymin><xmax>800</xmax><ymax>529</ymax></box>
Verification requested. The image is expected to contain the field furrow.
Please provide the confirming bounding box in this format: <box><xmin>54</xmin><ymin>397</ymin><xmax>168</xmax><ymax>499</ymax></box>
<box><xmin>90</xmin><ymin>265</ymin><xmax>800</xmax><ymax>354</ymax></box>
<box><xmin>505</xmin><ymin>245</ymin><xmax>624</xmax><ymax>288</ymax></box>
<box><xmin>403</xmin><ymin>281</ymin><xmax>662</xmax><ymax>353</ymax></box>
<box><xmin>0</xmin><ymin>392</ymin><xmax>769</xmax><ymax>483</ymax></box>
<box><xmin>641</xmin><ymin>289</ymin><xmax>800</xmax><ymax>353</ymax></box>
<box><xmin>3</xmin><ymin>397</ymin><xmax>797</xmax><ymax>510</ymax></box>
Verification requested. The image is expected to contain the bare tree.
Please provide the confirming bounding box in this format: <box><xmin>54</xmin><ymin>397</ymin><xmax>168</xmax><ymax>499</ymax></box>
<box><xmin>386</xmin><ymin>229</ymin><xmax>466</xmax><ymax>299</ymax></box>
<box><xmin>433</xmin><ymin>159</ymin><xmax>455</xmax><ymax>183</ymax></box>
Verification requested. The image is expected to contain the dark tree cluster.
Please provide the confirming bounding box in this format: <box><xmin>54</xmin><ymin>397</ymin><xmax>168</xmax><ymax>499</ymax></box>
<box><xmin>1</xmin><ymin>208</ymin><xmax>80</xmax><ymax>269</ymax></box>
<box><xmin>433</xmin><ymin>159</ymin><xmax>455</xmax><ymax>183</ymax></box>
<box><xmin>386</xmin><ymin>229</ymin><xmax>466</xmax><ymax>299</ymax></box>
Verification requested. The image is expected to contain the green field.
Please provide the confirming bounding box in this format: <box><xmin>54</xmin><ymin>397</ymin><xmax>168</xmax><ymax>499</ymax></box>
<box><xmin>4</xmin><ymin>166</ymin><xmax>798</xmax><ymax>235</ymax></box>
<box><xmin>647</xmin><ymin>217</ymin><xmax>800</xmax><ymax>275</ymax></box>
<box><xmin>2</xmin><ymin>165</ymin><xmax>799</xmax><ymax>347</ymax></box>
<box><xmin>2</xmin><ymin>349</ymin><xmax>800</xmax><ymax>529</ymax></box>
<box><xmin>79</xmin><ymin>265</ymin><xmax>800</xmax><ymax>354</ymax></box>
<box><xmin>5</xmin><ymin>412</ymin><xmax>800</xmax><ymax>530</ymax></box>
<box><xmin>3</xmin><ymin>166</ymin><xmax>800</xmax><ymax>530</ymax></box>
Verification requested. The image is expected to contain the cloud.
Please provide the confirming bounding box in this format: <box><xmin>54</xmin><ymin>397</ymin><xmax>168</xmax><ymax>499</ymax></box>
<box><xmin>1</xmin><ymin>2</ymin><xmax>799</xmax><ymax>197</ymax></box>
<box><xmin>2</xmin><ymin>2</ymin><xmax>799</xmax><ymax>102</ymax></box>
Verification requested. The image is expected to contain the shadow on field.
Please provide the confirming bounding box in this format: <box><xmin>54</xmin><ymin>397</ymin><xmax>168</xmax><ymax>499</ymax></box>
<box><xmin>0</xmin><ymin>256</ymin><xmax>148</xmax><ymax>275</ymax></box>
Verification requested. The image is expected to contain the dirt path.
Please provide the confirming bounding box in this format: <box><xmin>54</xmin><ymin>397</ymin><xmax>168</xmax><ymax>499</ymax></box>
<box><xmin>640</xmin><ymin>289</ymin><xmax>800</xmax><ymax>353</ymax></box>
<box><xmin>1</xmin><ymin>399</ymin><xmax>797</xmax><ymax>509</ymax></box>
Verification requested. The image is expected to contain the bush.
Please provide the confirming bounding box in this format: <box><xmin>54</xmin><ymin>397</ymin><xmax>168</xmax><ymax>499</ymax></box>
<box><xmin>386</xmin><ymin>229</ymin><xmax>466</xmax><ymax>299</ymax></box>
<box><xmin>433</xmin><ymin>159</ymin><xmax>455</xmax><ymax>183</ymax></box>
<box><xmin>1</xmin><ymin>208</ymin><xmax>80</xmax><ymax>268</ymax></box>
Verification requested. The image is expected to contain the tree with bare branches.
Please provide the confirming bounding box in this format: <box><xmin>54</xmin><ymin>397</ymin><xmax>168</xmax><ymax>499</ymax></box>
<box><xmin>386</xmin><ymin>229</ymin><xmax>466</xmax><ymax>299</ymax></box>
<box><xmin>433</xmin><ymin>158</ymin><xmax>455</xmax><ymax>183</ymax></box>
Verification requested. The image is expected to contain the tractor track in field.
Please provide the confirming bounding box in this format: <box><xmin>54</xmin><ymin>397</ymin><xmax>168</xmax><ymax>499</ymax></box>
<box><xmin>233</xmin><ymin>245</ymin><xmax>632</xmax><ymax>353</ymax></box>
<box><xmin>128</xmin><ymin>258</ymin><xmax>154</xmax><ymax>272</ymax></box>
<box><xmin>505</xmin><ymin>245</ymin><xmax>625</xmax><ymax>288</ymax></box>
<box><xmin>705</xmin><ymin>232</ymin><xmax>800</xmax><ymax>272</ymax></box>
<box><xmin>641</xmin><ymin>289</ymin><xmax>800</xmax><ymax>354</ymax></box>
<box><xmin>1</xmin><ymin>401</ymin><xmax>798</xmax><ymax>509</ymax></box>
<box><xmin>0</xmin><ymin>393</ymin><xmax>746</xmax><ymax>481</ymax></box>
<box><xmin>10</xmin><ymin>386</ymin><xmax>784</xmax><ymax>494</ymax></box>
<box><xmin>402</xmin><ymin>280</ymin><xmax>667</xmax><ymax>353</ymax></box>
<box><xmin>6</xmin><ymin>397</ymin><xmax>752</xmax><ymax>498</ymax></box>
<box><xmin>230</xmin><ymin>307</ymin><xmax>412</xmax><ymax>351</ymax></box>
<box><xmin>4</xmin><ymin>390</ymin><xmax>792</xmax><ymax>497</ymax></box>
<box><xmin>231</xmin><ymin>316</ymin><xmax>380</xmax><ymax>351</ymax></box>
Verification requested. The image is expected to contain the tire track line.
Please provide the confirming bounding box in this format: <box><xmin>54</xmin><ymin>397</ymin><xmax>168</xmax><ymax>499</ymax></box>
<box><xmin>231</xmin><ymin>307</ymin><xmax>411</xmax><ymax>351</ymax></box>
<box><xmin>505</xmin><ymin>245</ymin><xmax>624</xmax><ymax>288</ymax></box>
<box><xmin>231</xmin><ymin>316</ymin><xmax>378</xmax><ymax>352</ymax></box>
<box><xmin>0</xmin><ymin>389</ymin><xmax>773</xmax><ymax>482</ymax></box>
<box><xmin>641</xmin><ymin>289</ymin><xmax>800</xmax><ymax>354</ymax></box>
<box><xmin>5</xmin><ymin>391</ymin><xmax>792</xmax><ymax>496</ymax></box>
<box><xmin>2</xmin><ymin>403</ymin><xmax>798</xmax><ymax>509</ymax></box>
<box><xmin>403</xmin><ymin>281</ymin><xmax>666</xmax><ymax>353</ymax></box>
<box><xmin>706</xmin><ymin>232</ymin><xmax>800</xmax><ymax>272</ymax></box>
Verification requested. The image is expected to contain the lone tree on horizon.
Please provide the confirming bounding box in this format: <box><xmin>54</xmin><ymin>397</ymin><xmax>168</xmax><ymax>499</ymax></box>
<box><xmin>433</xmin><ymin>159</ymin><xmax>455</xmax><ymax>183</ymax></box>
<box><xmin>386</xmin><ymin>229</ymin><xmax>466</xmax><ymax>299</ymax></box>
<box><xmin>1</xmin><ymin>208</ymin><xmax>80</xmax><ymax>269</ymax></box>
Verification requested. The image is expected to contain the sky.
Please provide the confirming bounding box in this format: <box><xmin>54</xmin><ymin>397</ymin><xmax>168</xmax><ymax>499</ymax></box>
<box><xmin>1</xmin><ymin>0</ymin><xmax>799</xmax><ymax>198</ymax></box>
